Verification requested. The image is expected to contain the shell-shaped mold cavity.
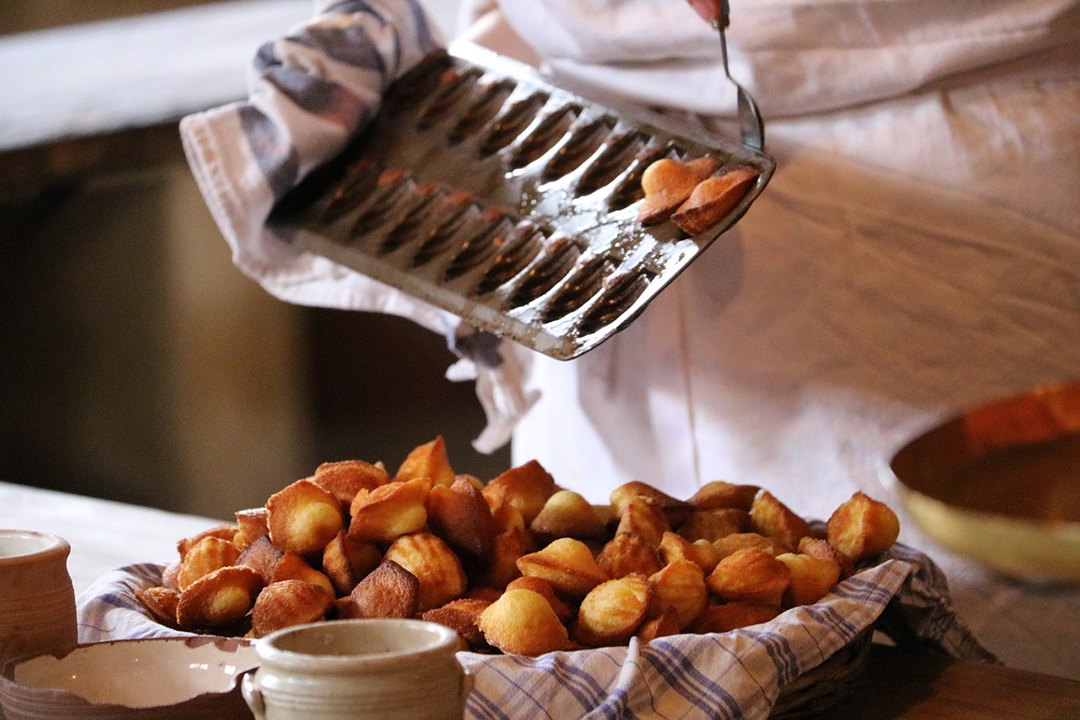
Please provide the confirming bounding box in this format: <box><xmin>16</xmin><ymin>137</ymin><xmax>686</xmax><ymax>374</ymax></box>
<box><xmin>507</xmin><ymin>239</ymin><xmax>582</xmax><ymax>308</ymax></box>
<box><xmin>410</xmin><ymin>200</ymin><xmax>477</xmax><ymax>267</ymax></box>
<box><xmin>540</xmin><ymin>255</ymin><xmax>614</xmax><ymax>323</ymax></box>
<box><xmin>442</xmin><ymin>216</ymin><xmax>517</xmax><ymax>281</ymax></box>
<box><xmin>447</xmin><ymin>80</ymin><xmax>516</xmax><ymax>146</ymax></box>
<box><xmin>347</xmin><ymin>171</ymin><xmax>412</xmax><ymax>238</ymax></box>
<box><xmin>507</xmin><ymin>104</ymin><xmax>583</xmax><ymax>170</ymax></box>
<box><xmin>415</xmin><ymin>67</ymin><xmax>484</xmax><ymax>130</ymax></box>
<box><xmin>540</xmin><ymin>115</ymin><xmax>617</xmax><ymax>183</ymax></box>
<box><xmin>478</xmin><ymin>92</ymin><xmax>550</xmax><ymax>158</ymax></box>
<box><xmin>317</xmin><ymin>160</ymin><xmax>380</xmax><ymax>225</ymax></box>
<box><xmin>574</xmin><ymin>130</ymin><xmax>648</xmax><ymax>198</ymax></box>
<box><xmin>378</xmin><ymin>185</ymin><xmax>445</xmax><ymax>254</ymax></box>
<box><xmin>577</xmin><ymin>269</ymin><xmax>654</xmax><ymax>334</ymax></box>
<box><xmin>470</xmin><ymin>224</ymin><xmax>545</xmax><ymax>297</ymax></box>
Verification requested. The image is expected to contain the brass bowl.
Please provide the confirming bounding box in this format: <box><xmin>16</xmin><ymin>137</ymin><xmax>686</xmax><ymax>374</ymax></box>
<box><xmin>888</xmin><ymin>380</ymin><xmax>1080</xmax><ymax>583</ymax></box>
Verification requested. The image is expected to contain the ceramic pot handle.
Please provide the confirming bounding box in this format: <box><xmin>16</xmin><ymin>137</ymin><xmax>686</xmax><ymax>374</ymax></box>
<box><xmin>241</xmin><ymin>672</ymin><xmax>267</xmax><ymax>720</ymax></box>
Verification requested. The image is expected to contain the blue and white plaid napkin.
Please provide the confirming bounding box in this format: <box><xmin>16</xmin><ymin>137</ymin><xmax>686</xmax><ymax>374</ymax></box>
<box><xmin>77</xmin><ymin>543</ymin><xmax>994</xmax><ymax>720</ymax></box>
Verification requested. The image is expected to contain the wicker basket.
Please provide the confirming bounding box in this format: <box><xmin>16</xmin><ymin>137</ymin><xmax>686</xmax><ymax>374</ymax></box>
<box><xmin>770</xmin><ymin>630</ymin><xmax>873</xmax><ymax>718</ymax></box>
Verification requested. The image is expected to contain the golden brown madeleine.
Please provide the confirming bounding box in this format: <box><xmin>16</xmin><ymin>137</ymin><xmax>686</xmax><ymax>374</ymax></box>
<box><xmin>516</xmin><ymin>537</ymin><xmax>609</xmax><ymax>599</ymax></box>
<box><xmin>384</xmin><ymin>532</ymin><xmax>467</xmax><ymax>612</ymax></box>
<box><xmin>322</xmin><ymin>530</ymin><xmax>382</xmax><ymax>596</ymax></box>
<box><xmin>153</xmin><ymin>451</ymin><xmax>908</xmax><ymax>652</ymax></box>
<box><xmin>161</xmin><ymin>560</ymin><xmax>181</xmax><ymax>589</ymax></box>
<box><xmin>610</xmin><ymin>481</ymin><xmax>692</xmax><ymax>527</ymax></box>
<box><xmin>712</xmin><ymin>532</ymin><xmax>789</xmax><ymax>561</ymax></box>
<box><xmin>798</xmin><ymin>537</ymin><xmax>856</xmax><ymax>579</ymax></box>
<box><xmin>177</xmin><ymin>524</ymin><xmax>239</xmax><ymax>559</ymax></box>
<box><xmin>426</xmin><ymin>476</ymin><xmax>498</xmax><ymax>561</ymax></box>
<box><xmin>677</xmin><ymin>508</ymin><xmax>750</xmax><ymax>543</ymax></box>
<box><xmin>395</xmin><ymin>436</ymin><xmax>457</xmax><ymax>487</ymax></box>
<box><xmin>635</xmin><ymin>608</ymin><xmax>682</xmax><ymax>644</ymax></box>
<box><xmin>690</xmin><ymin>602</ymin><xmax>782</xmax><ymax>634</ymax></box>
<box><xmin>597</xmin><ymin>532</ymin><xmax>663</xmax><ymax>579</ymax></box>
<box><xmin>688</xmin><ymin>539</ymin><xmax>721</xmax><ymax>574</ymax></box>
<box><xmin>706</xmin><ymin>547</ymin><xmax>791</xmax><ymax>606</ymax></box>
<box><xmin>776</xmin><ymin>553</ymin><xmax>842</xmax><ymax>607</ymax></box>
<box><xmin>267</xmin><ymin>478</ymin><xmax>345</xmax><ymax>555</ymax></box>
<box><xmin>648</xmin><ymin>558</ymin><xmax>709</xmax><ymax>631</ymax></box>
<box><xmin>135</xmin><ymin>586</ymin><xmax>181</xmax><ymax>628</ymax></box>
<box><xmin>456</xmin><ymin>474</ymin><xmax>486</xmax><ymax>492</ymax></box>
<box><xmin>637</xmin><ymin>157</ymin><xmax>719</xmax><ymax>225</ymax></box>
<box><xmin>313</xmin><ymin>459</ymin><xmax>390</xmax><ymax>507</ymax></box>
<box><xmin>176</xmin><ymin>565</ymin><xmax>264</xmax><ymax>630</ymax></box>
<box><xmin>251</xmin><ymin>579</ymin><xmax>334</xmax><ymax>638</ymax></box>
<box><xmin>684</xmin><ymin>157</ymin><xmax>723</xmax><ymax>180</ymax></box>
<box><xmin>485</xmin><ymin>489</ymin><xmax>529</xmax><ymax>535</ymax></box>
<box><xmin>480</xmin><ymin>528</ymin><xmax>529</xmax><ymax>589</ymax></box>
<box><xmin>237</xmin><ymin>535</ymin><xmax>284</xmax><ymax>584</ymax></box>
<box><xmin>177</xmin><ymin>536</ymin><xmax>242</xmax><ymax>591</ymax></box>
<box><xmin>506</xmin><ymin>576</ymin><xmax>573</xmax><ymax>622</ymax></box>
<box><xmin>530</xmin><ymin>489</ymin><xmax>607</xmax><ymax>542</ymax></box>
<box><xmin>657</xmin><ymin>531</ymin><xmax>695</xmax><ymax>566</ymax></box>
<box><xmin>827</xmin><ymin>491</ymin><xmax>901</xmax><ymax>562</ymax></box>
<box><xmin>614</xmin><ymin>498</ymin><xmax>670</xmax><ymax>548</ymax></box>
<box><xmin>476</xmin><ymin>588</ymin><xmax>572</xmax><ymax>656</ymax></box>
<box><xmin>670</xmin><ymin>166</ymin><xmax>758</xmax><ymax>235</ymax></box>
<box><xmin>688</xmin><ymin>481</ymin><xmax>761</xmax><ymax>512</ymax></box>
<box><xmin>338</xmin><ymin>560</ymin><xmax>420</xmax><ymax>620</ymax></box>
<box><xmin>421</xmin><ymin>598</ymin><xmax>492</xmax><ymax>650</ymax></box>
<box><xmin>483</xmin><ymin>459</ymin><xmax>558</xmax><ymax>525</ymax></box>
<box><xmin>638</xmin><ymin>158</ymin><xmax>695</xmax><ymax>225</ymax></box>
<box><xmin>749</xmin><ymin>491</ymin><xmax>812</xmax><ymax>549</ymax></box>
<box><xmin>573</xmin><ymin>574</ymin><xmax>651</xmax><ymax>647</ymax></box>
<box><xmin>347</xmin><ymin>477</ymin><xmax>431</xmax><ymax>543</ymax></box>
<box><xmin>233</xmin><ymin>507</ymin><xmax>270</xmax><ymax>549</ymax></box>
<box><xmin>658</xmin><ymin>531</ymin><xmax>719</xmax><ymax>573</ymax></box>
<box><xmin>270</xmin><ymin>551</ymin><xmax>336</xmax><ymax>597</ymax></box>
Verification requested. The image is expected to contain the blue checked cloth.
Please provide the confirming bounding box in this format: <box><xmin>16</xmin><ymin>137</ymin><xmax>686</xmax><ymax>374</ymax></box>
<box><xmin>77</xmin><ymin>543</ymin><xmax>995</xmax><ymax>720</ymax></box>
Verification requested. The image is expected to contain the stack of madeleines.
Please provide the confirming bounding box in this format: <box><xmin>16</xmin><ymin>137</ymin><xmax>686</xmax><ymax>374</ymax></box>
<box><xmin>137</xmin><ymin>437</ymin><xmax>900</xmax><ymax>655</ymax></box>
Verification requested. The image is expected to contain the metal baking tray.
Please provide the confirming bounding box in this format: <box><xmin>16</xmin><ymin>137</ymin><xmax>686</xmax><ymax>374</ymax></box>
<box><xmin>268</xmin><ymin>42</ymin><xmax>775</xmax><ymax>360</ymax></box>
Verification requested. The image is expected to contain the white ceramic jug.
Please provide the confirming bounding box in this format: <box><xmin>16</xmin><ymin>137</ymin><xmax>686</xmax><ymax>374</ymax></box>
<box><xmin>242</xmin><ymin>619</ymin><xmax>472</xmax><ymax>720</ymax></box>
<box><xmin>0</xmin><ymin>531</ymin><xmax>77</xmax><ymax>672</ymax></box>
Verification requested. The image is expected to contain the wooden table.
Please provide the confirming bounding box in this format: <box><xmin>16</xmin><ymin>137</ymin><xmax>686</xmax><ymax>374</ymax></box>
<box><xmin>2</xmin><ymin>480</ymin><xmax>1078</xmax><ymax>718</ymax></box>
<box><xmin>809</xmin><ymin>646</ymin><xmax>1080</xmax><ymax>719</ymax></box>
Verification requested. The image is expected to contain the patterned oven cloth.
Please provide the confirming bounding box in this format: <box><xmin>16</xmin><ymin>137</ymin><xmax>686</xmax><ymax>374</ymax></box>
<box><xmin>77</xmin><ymin>543</ymin><xmax>995</xmax><ymax>720</ymax></box>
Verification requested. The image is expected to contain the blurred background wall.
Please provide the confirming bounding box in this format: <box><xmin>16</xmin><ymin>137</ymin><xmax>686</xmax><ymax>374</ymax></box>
<box><xmin>0</xmin><ymin>0</ymin><xmax>510</xmax><ymax>521</ymax></box>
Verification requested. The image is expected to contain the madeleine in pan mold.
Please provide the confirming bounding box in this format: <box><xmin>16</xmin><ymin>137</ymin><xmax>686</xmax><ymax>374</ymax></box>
<box><xmin>637</xmin><ymin>157</ymin><xmax>758</xmax><ymax>235</ymax></box>
<box><xmin>669</xmin><ymin>166</ymin><xmax>758</xmax><ymax>235</ymax></box>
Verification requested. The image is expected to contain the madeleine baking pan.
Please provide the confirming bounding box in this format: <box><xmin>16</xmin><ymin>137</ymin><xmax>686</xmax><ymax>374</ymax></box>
<box><xmin>268</xmin><ymin>43</ymin><xmax>775</xmax><ymax>360</ymax></box>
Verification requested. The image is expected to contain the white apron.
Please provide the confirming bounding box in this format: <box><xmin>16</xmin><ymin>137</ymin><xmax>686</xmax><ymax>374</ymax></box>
<box><xmin>466</xmin><ymin>0</ymin><xmax>1080</xmax><ymax>678</ymax></box>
